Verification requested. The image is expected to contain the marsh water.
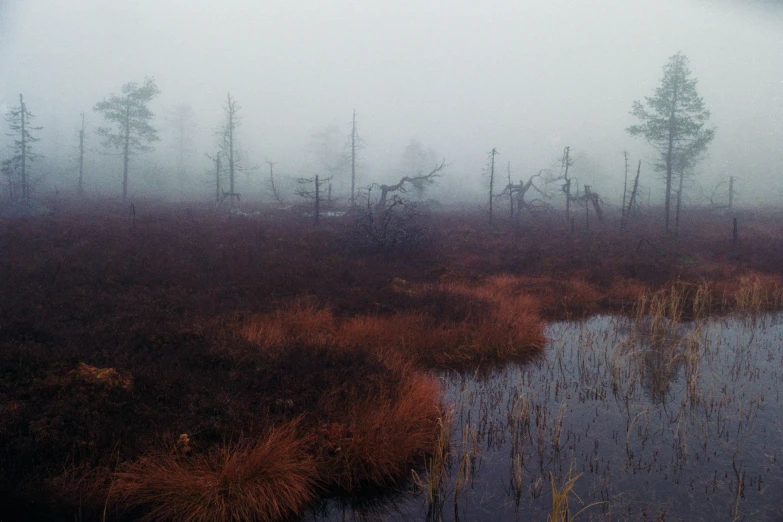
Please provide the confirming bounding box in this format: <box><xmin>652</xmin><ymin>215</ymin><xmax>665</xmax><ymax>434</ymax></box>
<box><xmin>309</xmin><ymin>313</ymin><xmax>783</xmax><ymax>521</ymax></box>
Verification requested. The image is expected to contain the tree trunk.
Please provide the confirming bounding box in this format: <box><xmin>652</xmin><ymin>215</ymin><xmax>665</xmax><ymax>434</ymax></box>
<box><xmin>729</xmin><ymin>176</ymin><xmax>734</xmax><ymax>211</ymax></box>
<box><xmin>78</xmin><ymin>112</ymin><xmax>85</xmax><ymax>196</ymax></box>
<box><xmin>508</xmin><ymin>162</ymin><xmax>513</xmax><ymax>220</ymax></box>
<box><xmin>20</xmin><ymin>94</ymin><xmax>27</xmax><ymax>202</ymax></box>
<box><xmin>122</xmin><ymin>103</ymin><xmax>131</xmax><ymax>203</ymax></box>
<box><xmin>665</xmin><ymin>87</ymin><xmax>679</xmax><ymax>232</ymax></box>
<box><xmin>215</xmin><ymin>152</ymin><xmax>221</xmax><ymax>203</ymax></box>
<box><xmin>376</xmin><ymin>185</ymin><xmax>391</xmax><ymax>216</ymax></box>
<box><xmin>351</xmin><ymin>109</ymin><xmax>356</xmax><ymax>207</ymax></box>
<box><xmin>563</xmin><ymin>146</ymin><xmax>571</xmax><ymax>224</ymax></box>
<box><xmin>228</xmin><ymin>94</ymin><xmax>235</xmax><ymax>197</ymax></box>
<box><xmin>621</xmin><ymin>150</ymin><xmax>628</xmax><ymax>224</ymax></box>
<box><xmin>585</xmin><ymin>187</ymin><xmax>590</xmax><ymax>231</ymax></box>
<box><xmin>268</xmin><ymin>161</ymin><xmax>281</xmax><ymax>203</ymax></box>
<box><xmin>315</xmin><ymin>174</ymin><xmax>320</xmax><ymax>225</ymax></box>
<box><xmin>675</xmin><ymin>166</ymin><xmax>684</xmax><ymax>233</ymax></box>
<box><xmin>489</xmin><ymin>148</ymin><xmax>497</xmax><ymax>225</ymax></box>
<box><xmin>623</xmin><ymin>160</ymin><xmax>642</xmax><ymax>229</ymax></box>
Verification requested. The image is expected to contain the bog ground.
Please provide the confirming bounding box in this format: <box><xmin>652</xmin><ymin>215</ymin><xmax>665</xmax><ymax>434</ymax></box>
<box><xmin>1</xmin><ymin>199</ymin><xmax>782</xmax><ymax>521</ymax></box>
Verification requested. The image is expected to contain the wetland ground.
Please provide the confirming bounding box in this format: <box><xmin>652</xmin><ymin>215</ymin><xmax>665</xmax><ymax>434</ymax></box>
<box><xmin>1</xmin><ymin>198</ymin><xmax>782</xmax><ymax>520</ymax></box>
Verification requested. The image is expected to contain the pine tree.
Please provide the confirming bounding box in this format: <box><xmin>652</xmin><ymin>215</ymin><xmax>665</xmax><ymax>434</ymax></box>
<box><xmin>2</xmin><ymin>94</ymin><xmax>42</xmax><ymax>202</ymax></box>
<box><xmin>94</xmin><ymin>77</ymin><xmax>160</xmax><ymax>202</ymax></box>
<box><xmin>627</xmin><ymin>53</ymin><xmax>715</xmax><ymax>231</ymax></box>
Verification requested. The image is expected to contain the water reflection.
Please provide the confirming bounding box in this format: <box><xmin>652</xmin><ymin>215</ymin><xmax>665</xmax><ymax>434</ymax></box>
<box><xmin>311</xmin><ymin>313</ymin><xmax>783</xmax><ymax>521</ymax></box>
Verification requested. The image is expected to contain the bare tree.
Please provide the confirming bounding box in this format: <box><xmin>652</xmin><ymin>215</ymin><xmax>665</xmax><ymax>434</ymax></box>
<box><xmin>356</xmin><ymin>159</ymin><xmax>445</xmax><ymax>251</ymax></box>
<box><xmin>77</xmin><ymin>112</ymin><xmax>85</xmax><ymax>196</ymax></box>
<box><xmin>309</xmin><ymin>125</ymin><xmax>345</xmax><ymax>196</ymax></box>
<box><xmin>295</xmin><ymin>174</ymin><xmax>331</xmax><ymax>225</ymax></box>
<box><xmin>373</xmin><ymin>160</ymin><xmax>445</xmax><ymax>216</ymax></box>
<box><xmin>220</xmin><ymin>93</ymin><xmax>241</xmax><ymax>203</ymax></box>
<box><xmin>168</xmin><ymin>103</ymin><xmax>196</xmax><ymax>180</ymax></box>
<box><xmin>507</xmin><ymin>161</ymin><xmax>513</xmax><ymax>220</ymax></box>
<box><xmin>486</xmin><ymin>148</ymin><xmax>498</xmax><ymax>225</ymax></box>
<box><xmin>266</xmin><ymin>159</ymin><xmax>283</xmax><ymax>203</ymax></box>
<box><xmin>504</xmin><ymin>170</ymin><xmax>548</xmax><ymax>220</ymax></box>
<box><xmin>621</xmin><ymin>160</ymin><xmax>642</xmax><ymax>229</ymax></box>
<box><xmin>347</xmin><ymin>110</ymin><xmax>366</xmax><ymax>207</ymax></box>
<box><xmin>729</xmin><ymin>176</ymin><xmax>735</xmax><ymax>211</ymax></box>
<box><xmin>560</xmin><ymin>146</ymin><xmax>573</xmax><ymax>223</ymax></box>
<box><xmin>205</xmin><ymin>151</ymin><xmax>222</xmax><ymax>203</ymax></box>
<box><xmin>572</xmin><ymin>184</ymin><xmax>604</xmax><ymax>227</ymax></box>
<box><xmin>356</xmin><ymin>187</ymin><xmax>423</xmax><ymax>251</ymax></box>
<box><xmin>621</xmin><ymin>150</ymin><xmax>629</xmax><ymax>224</ymax></box>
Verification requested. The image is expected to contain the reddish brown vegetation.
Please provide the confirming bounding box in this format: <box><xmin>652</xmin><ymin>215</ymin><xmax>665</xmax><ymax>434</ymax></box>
<box><xmin>110</xmin><ymin>423</ymin><xmax>317</xmax><ymax>522</ymax></box>
<box><xmin>2</xmin><ymin>198</ymin><xmax>783</xmax><ymax>520</ymax></box>
<box><xmin>315</xmin><ymin>370</ymin><xmax>442</xmax><ymax>491</ymax></box>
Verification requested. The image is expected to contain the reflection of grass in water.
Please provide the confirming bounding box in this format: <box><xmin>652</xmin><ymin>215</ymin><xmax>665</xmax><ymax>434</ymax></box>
<box><xmin>321</xmin><ymin>309</ymin><xmax>783</xmax><ymax>522</ymax></box>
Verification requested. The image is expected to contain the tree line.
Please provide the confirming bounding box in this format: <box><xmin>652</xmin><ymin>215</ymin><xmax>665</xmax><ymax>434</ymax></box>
<box><xmin>1</xmin><ymin>52</ymin><xmax>716</xmax><ymax>233</ymax></box>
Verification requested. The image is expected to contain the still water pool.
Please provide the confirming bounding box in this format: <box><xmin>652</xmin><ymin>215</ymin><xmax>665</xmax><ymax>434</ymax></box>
<box><xmin>310</xmin><ymin>314</ymin><xmax>783</xmax><ymax>521</ymax></box>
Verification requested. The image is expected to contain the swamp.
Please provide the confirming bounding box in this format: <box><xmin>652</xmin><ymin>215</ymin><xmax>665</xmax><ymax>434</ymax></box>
<box><xmin>2</xmin><ymin>201</ymin><xmax>783</xmax><ymax>521</ymax></box>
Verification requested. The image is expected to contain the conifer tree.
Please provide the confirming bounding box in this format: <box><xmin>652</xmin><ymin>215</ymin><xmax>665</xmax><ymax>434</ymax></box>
<box><xmin>94</xmin><ymin>77</ymin><xmax>160</xmax><ymax>202</ymax></box>
<box><xmin>627</xmin><ymin>53</ymin><xmax>715</xmax><ymax>231</ymax></box>
<box><xmin>2</xmin><ymin>94</ymin><xmax>42</xmax><ymax>202</ymax></box>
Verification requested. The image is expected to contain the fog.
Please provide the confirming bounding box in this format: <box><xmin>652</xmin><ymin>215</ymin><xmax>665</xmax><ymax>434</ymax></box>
<box><xmin>1</xmin><ymin>0</ymin><xmax>782</xmax><ymax>206</ymax></box>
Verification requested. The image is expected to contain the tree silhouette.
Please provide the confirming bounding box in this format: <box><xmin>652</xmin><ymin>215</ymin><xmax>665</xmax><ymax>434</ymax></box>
<box><xmin>94</xmin><ymin>77</ymin><xmax>160</xmax><ymax>202</ymax></box>
<box><xmin>2</xmin><ymin>94</ymin><xmax>42</xmax><ymax>202</ymax></box>
<box><xmin>627</xmin><ymin>53</ymin><xmax>715</xmax><ymax>232</ymax></box>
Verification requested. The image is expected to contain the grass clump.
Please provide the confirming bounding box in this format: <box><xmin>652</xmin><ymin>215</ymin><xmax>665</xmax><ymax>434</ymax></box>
<box><xmin>110</xmin><ymin>423</ymin><xmax>317</xmax><ymax>522</ymax></box>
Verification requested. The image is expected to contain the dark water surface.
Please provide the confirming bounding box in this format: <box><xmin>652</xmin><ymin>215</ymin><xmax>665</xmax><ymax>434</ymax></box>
<box><xmin>308</xmin><ymin>314</ymin><xmax>783</xmax><ymax>521</ymax></box>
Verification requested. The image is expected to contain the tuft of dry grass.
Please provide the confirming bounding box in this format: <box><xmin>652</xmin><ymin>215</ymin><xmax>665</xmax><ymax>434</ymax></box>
<box><xmin>110</xmin><ymin>423</ymin><xmax>317</xmax><ymax>522</ymax></box>
<box><xmin>316</xmin><ymin>370</ymin><xmax>444</xmax><ymax>491</ymax></box>
<box><xmin>241</xmin><ymin>300</ymin><xmax>334</xmax><ymax>352</ymax></box>
<box><xmin>70</xmin><ymin>362</ymin><xmax>133</xmax><ymax>391</ymax></box>
<box><xmin>240</xmin><ymin>277</ymin><xmax>545</xmax><ymax>370</ymax></box>
<box><xmin>337</xmin><ymin>278</ymin><xmax>544</xmax><ymax>368</ymax></box>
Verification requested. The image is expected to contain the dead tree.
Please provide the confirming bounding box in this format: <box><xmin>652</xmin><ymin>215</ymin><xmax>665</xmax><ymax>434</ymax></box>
<box><xmin>171</xmin><ymin>104</ymin><xmax>196</xmax><ymax>175</ymax></box>
<box><xmin>78</xmin><ymin>112</ymin><xmax>85</xmax><ymax>196</ymax></box>
<box><xmin>507</xmin><ymin>162</ymin><xmax>513</xmax><ymax>220</ymax></box>
<box><xmin>219</xmin><ymin>93</ymin><xmax>244</xmax><ymax>204</ymax></box>
<box><xmin>561</xmin><ymin>146</ymin><xmax>572</xmax><ymax>223</ymax></box>
<box><xmin>374</xmin><ymin>160</ymin><xmax>445</xmax><ymax>216</ymax></box>
<box><xmin>621</xmin><ymin>160</ymin><xmax>642</xmax><ymax>229</ymax></box>
<box><xmin>584</xmin><ymin>185</ymin><xmax>604</xmax><ymax>222</ymax></box>
<box><xmin>356</xmin><ymin>186</ymin><xmax>420</xmax><ymax>250</ymax></box>
<box><xmin>729</xmin><ymin>176</ymin><xmax>735</xmax><ymax>211</ymax></box>
<box><xmin>205</xmin><ymin>151</ymin><xmax>222</xmax><ymax>203</ymax></box>
<box><xmin>486</xmin><ymin>148</ymin><xmax>498</xmax><ymax>225</ymax></box>
<box><xmin>357</xmin><ymin>160</ymin><xmax>444</xmax><ymax>252</ymax></box>
<box><xmin>347</xmin><ymin>110</ymin><xmax>365</xmax><ymax>207</ymax></box>
<box><xmin>504</xmin><ymin>170</ymin><xmax>548</xmax><ymax>220</ymax></box>
<box><xmin>621</xmin><ymin>150</ymin><xmax>629</xmax><ymax>224</ymax></box>
<box><xmin>266</xmin><ymin>159</ymin><xmax>282</xmax><ymax>203</ymax></box>
<box><xmin>296</xmin><ymin>174</ymin><xmax>331</xmax><ymax>225</ymax></box>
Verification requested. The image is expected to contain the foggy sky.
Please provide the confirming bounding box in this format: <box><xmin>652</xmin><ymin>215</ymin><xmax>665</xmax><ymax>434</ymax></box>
<box><xmin>1</xmin><ymin>0</ymin><xmax>782</xmax><ymax>206</ymax></box>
